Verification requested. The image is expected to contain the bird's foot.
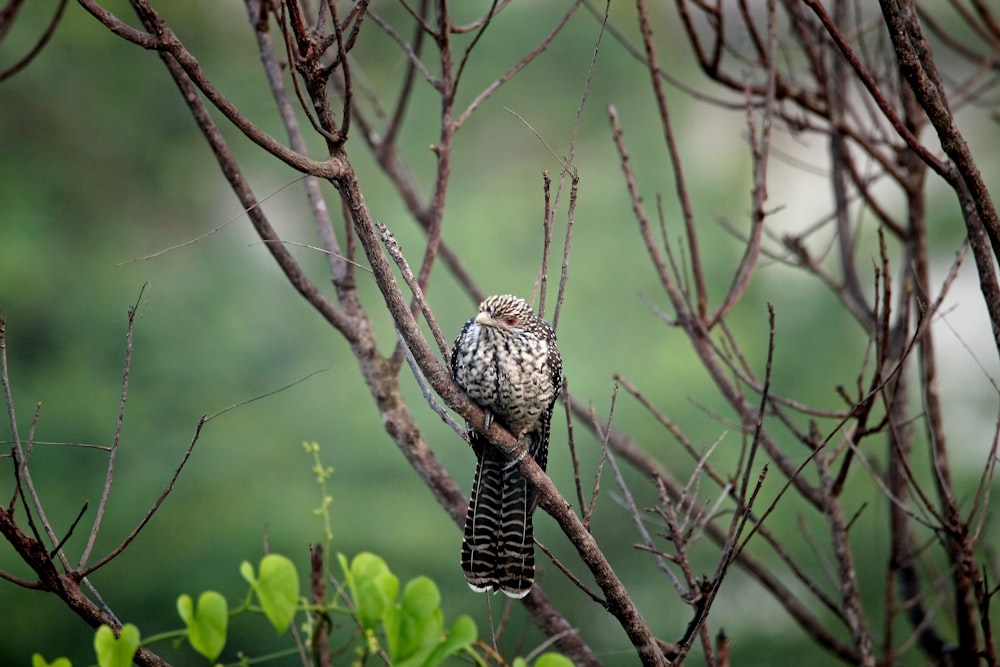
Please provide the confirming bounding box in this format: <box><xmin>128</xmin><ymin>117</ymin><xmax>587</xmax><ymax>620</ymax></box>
<box><xmin>464</xmin><ymin>408</ymin><xmax>493</xmax><ymax>439</ymax></box>
<box><xmin>503</xmin><ymin>444</ymin><xmax>529</xmax><ymax>470</ymax></box>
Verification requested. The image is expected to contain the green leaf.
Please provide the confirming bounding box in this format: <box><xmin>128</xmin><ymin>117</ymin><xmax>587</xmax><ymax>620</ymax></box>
<box><xmin>239</xmin><ymin>560</ymin><xmax>255</xmax><ymax>585</ymax></box>
<box><xmin>400</xmin><ymin>577</ymin><xmax>442</xmax><ymax>656</ymax></box>
<box><xmin>248</xmin><ymin>554</ymin><xmax>299</xmax><ymax>633</ymax></box>
<box><xmin>442</xmin><ymin>614</ymin><xmax>477</xmax><ymax>650</ymax></box>
<box><xmin>93</xmin><ymin>624</ymin><xmax>140</xmax><ymax>667</ymax></box>
<box><xmin>344</xmin><ymin>552</ymin><xmax>398</xmax><ymax>631</ymax></box>
<box><xmin>533</xmin><ymin>653</ymin><xmax>575</xmax><ymax>667</ymax></box>
<box><xmin>401</xmin><ymin>576</ymin><xmax>440</xmax><ymax>617</ymax></box>
<box><xmin>512</xmin><ymin>660</ymin><xmax>528</xmax><ymax>667</ymax></box>
<box><xmin>177</xmin><ymin>591</ymin><xmax>228</xmax><ymax>661</ymax></box>
<box><xmin>389</xmin><ymin>577</ymin><xmax>443</xmax><ymax>665</ymax></box>
<box><xmin>419</xmin><ymin>615</ymin><xmax>478</xmax><ymax>667</ymax></box>
<box><xmin>32</xmin><ymin>655</ymin><xmax>72</xmax><ymax>667</ymax></box>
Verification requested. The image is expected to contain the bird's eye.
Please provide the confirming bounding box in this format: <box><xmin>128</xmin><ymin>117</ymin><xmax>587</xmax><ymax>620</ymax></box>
<box><xmin>504</xmin><ymin>315</ymin><xmax>518</xmax><ymax>326</ymax></box>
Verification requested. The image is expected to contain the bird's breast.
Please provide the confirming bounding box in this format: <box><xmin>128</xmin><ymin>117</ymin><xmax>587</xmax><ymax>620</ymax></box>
<box><xmin>454</xmin><ymin>324</ymin><xmax>556</xmax><ymax>437</ymax></box>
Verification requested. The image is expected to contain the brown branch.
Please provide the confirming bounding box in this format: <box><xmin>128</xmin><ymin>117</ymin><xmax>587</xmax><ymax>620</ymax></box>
<box><xmin>878</xmin><ymin>0</ymin><xmax>1000</xmax><ymax>340</ymax></box>
<box><xmin>552</xmin><ymin>173</ymin><xmax>578</xmax><ymax>332</ymax></box>
<box><xmin>535</xmin><ymin>171</ymin><xmax>554</xmax><ymax>317</ymax></box>
<box><xmin>814</xmin><ymin>425</ymin><xmax>876</xmax><ymax>666</ymax></box>
<box><xmin>0</xmin><ymin>505</ymin><xmax>169</xmax><ymax>666</ymax></box>
<box><xmin>309</xmin><ymin>545</ymin><xmax>332</xmax><ymax>667</ymax></box>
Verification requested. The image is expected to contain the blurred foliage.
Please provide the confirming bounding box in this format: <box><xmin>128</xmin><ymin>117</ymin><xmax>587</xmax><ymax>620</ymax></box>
<box><xmin>1</xmin><ymin>2</ymin><xmax>996</xmax><ymax>666</ymax></box>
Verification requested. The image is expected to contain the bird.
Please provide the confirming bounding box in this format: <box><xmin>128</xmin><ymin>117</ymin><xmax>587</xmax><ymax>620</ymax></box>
<box><xmin>450</xmin><ymin>294</ymin><xmax>563</xmax><ymax>598</ymax></box>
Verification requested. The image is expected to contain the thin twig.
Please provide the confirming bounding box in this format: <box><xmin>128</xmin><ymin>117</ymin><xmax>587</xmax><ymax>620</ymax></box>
<box><xmin>0</xmin><ymin>0</ymin><xmax>68</xmax><ymax>82</ymax></box>
<box><xmin>79</xmin><ymin>288</ymin><xmax>141</xmax><ymax>569</ymax></box>
<box><xmin>561</xmin><ymin>379</ymin><xmax>586</xmax><ymax>519</ymax></box>
<box><xmin>553</xmin><ymin>173</ymin><xmax>578</xmax><ymax>332</ymax></box>
<box><xmin>378</xmin><ymin>221</ymin><xmax>450</xmax><ymax>360</ymax></box>
<box><xmin>395</xmin><ymin>330</ymin><xmax>466</xmax><ymax>438</ymax></box>
<box><xmin>536</xmin><ymin>539</ymin><xmax>605</xmax><ymax>604</ymax></box>
<box><xmin>582</xmin><ymin>402</ymin><xmax>610</xmax><ymax>530</ymax></box>
<box><xmin>637</xmin><ymin>0</ymin><xmax>706</xmax><ymax>318</ymax></box>
<box><xmin>80</xmin><ymin>415</ymin><xmax>207</xmax><ymax>578</ymax></box>
<box><xmin>602</xmin><ymin>401</ymin><xmax>687</xmax><ymax>595</ymax></box>
<box><xmin>453</xmin><ymin>2</ymin><xmax>583</xmax><ymax>129</ymax></box>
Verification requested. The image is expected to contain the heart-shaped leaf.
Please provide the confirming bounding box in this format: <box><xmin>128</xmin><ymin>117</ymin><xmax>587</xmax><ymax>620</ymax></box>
<box><xmin>177</xmin><ymin>591</ymin><xmax>228</xmax><ymax>660</ymax></box>
<box><xmin>241</xmin><ymin>554</ymin><xmax>299</xmax><ymax>633</ymax></box>
<box><xmin>93</xmin><ymin>624</ymin><xmax>140</xmax><ymax>667</ymax></box>
<box><xmin>32</xmin><ymin>655</ymin><xmax>72</xmax><ymax>667</ymax></box>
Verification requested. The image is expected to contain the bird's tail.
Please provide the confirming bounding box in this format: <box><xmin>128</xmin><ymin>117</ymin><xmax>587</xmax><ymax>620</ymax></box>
<box><xmin>461</xmin><ymin>437</ymin><xmax>538</xmax><ymax>598</ymax></box>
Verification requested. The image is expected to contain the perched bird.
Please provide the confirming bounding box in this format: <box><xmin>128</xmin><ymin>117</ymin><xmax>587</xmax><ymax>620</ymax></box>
<box><xmin>451</xmin><ymin>294</ymin><xmax>562</xmax><ymax>598</ymax></box>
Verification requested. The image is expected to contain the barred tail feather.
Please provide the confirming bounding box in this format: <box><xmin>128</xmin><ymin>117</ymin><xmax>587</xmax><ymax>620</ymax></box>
<box><xmin>461</xmin><ymin>434</ymin><xmax>540</xmax><ymax>598</ymax></box>
<box><xmin>462</xmin><ymin>444</ymin><xmax>504</xmax><ymax>593</ymax></box>
<box><xmin>495</xmin><ymin>461</ymin><xmax>534</xmax><ymax>598</ymax></box>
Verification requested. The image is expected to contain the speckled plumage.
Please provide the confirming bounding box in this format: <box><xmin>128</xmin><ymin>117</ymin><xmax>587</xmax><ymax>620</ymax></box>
<box><xmin>451</xmin><ymin>294</ymin><xmax>562</xmax><ymax>598</ymax></box>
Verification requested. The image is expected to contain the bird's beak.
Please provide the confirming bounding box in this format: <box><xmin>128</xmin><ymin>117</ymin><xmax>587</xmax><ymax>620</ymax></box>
<box><xmin>474</xmin><ymin>311</ymin><xmax>495</xmax><ymax>327</ymax></box>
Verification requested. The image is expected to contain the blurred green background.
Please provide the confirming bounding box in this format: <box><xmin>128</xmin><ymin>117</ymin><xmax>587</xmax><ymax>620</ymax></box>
<box><xmin>2</xmin><ymin>2</ymin><xmax>997</xmax><ymax>666</ymax></box>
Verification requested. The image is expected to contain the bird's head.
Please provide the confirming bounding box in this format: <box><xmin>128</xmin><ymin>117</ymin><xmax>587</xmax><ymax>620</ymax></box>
<box><xmin>474</xmin><ymin>294</ymin><xmax>533</xmax><ymax>333</ymax></box>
